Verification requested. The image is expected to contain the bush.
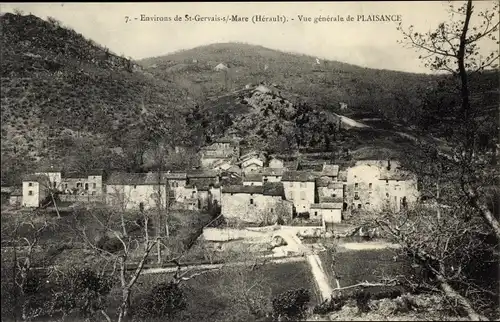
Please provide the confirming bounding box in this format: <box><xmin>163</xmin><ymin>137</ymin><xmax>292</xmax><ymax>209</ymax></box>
<box><xmin>52</xmin><ymin>268</ymin><xmax>114</xmax><ymax>318</ymax></box>
<box><xmin>134</xmin><ymin>282</ymin><xmax>187</xmax><ymax>319</ymax></box>
<box><xmin>272</xmin><ymin>288</ymin><xmax>311</xmax><ymax>321</ymax></box>
<box><xmin>313</xmin><ymin>295</ymin><xmax>347</xmax><ymax>315</ymax></box>
<box><xmin>354</xmin><ymin>290</ymin><xmax>372</xmax><ymax>313</ymax></box>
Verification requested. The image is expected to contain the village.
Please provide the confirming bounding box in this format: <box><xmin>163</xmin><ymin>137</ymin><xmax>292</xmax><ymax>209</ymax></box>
<box><xmin>3</xmin><ymin>135</ymin><xmax>419</xmax><ymax>232</ymax></box>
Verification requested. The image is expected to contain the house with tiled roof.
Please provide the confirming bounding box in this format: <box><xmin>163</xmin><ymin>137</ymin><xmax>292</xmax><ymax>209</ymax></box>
<box><xmin>311</xmin><ymin>202</ymin><xmax>343</xmax><ymax>227</ymax></box>
<box><xmin>22</xmin><ymin>174</ymin><xmax>51</xmax><ymax>208</ymax></box>
<box><xmin>282</xmin><ymin>171</ymin><xmax>317</xmax><ymax>214</ymax></box>
<box><xmin>105</xmin><ymin>172</ymin><xmax>169</xmax><ymax>210</ymax></box>
<box><xmin>242</xmin><ymin>173</ymin><xmax>264</xmax><ymax>186</ymax></box>
<box><xmin>221</xmin><ymin>182</ymin><xmax>292</xmax><ymax>224</ymax></box>
<box><xmin>345</xmin><ymin>160</ymin><xmax>419</xmax><ymax>213</ymax></box>
<box><xmin>257</xmin><ymin>167</ymin><xmax>285</xmax><ymax>182</ymax></box>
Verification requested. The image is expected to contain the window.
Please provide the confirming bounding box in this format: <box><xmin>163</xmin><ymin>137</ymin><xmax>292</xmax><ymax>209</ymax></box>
<box><xmin>386</xmin><ymin>193</ymin><xmax>389</xmax><ymax>197</ymax></box>
<box><xmin>93</xmin><ymin>183</ymin><xmax>97</xmax><ymax>188</ymax></box>
<box><xmin>270</xmin><ymin>209</ymin><xmax>274</xmax><ymax>213</ymax></box>
<box><xmin>251</xmin><ymin>183</ymin><xmax>254</xmax><ymax>186</ymax></box>
<box><xmin>28</xmin><ymin>182</ymin><xmax>33</xmax><ymax>187</ymax></box>
<box><xmin>53</xmin><ymin>182</ymin><xmax>57</xmax><ymax>188</ymax></box>
<box><xmin>250</xmin><ymin>198</ymin><xmax>254</xmax><ymax>205</ymax></box>
<box><xmin>133</xmin><ymin>185</ymin><xmax>137</xmax><ymax>189</ymax></box>
<box><xmin>314</xmin><ymin>211</ymin><xmax>318</xmax><ymax>217</ymax></box>
<box><xmin>386</xmin><ymin>179</ymin><xmax>389</xmax><ymax>184</ymax></box>
<box><xmin>332</xmin><ymin>193</ymin><xmax>336</xmax><ymax>198</ymax></box>
<box><xmin>354</xmin><ymin>183</ymin><xmax>358</xmax><ymax>189</ymax></box>
<box><xmin>91</xmin><ymin>191</ymin><xmax>96</xmax><ymax>196</ymax></box>
<box><xmin>77</xmin><ymin>182</ymin><xmax>82</xmax><ymax>188</ymax></box>
<box><xmin>263</xmin><ymin>178</ymin><xmax>268</xmax><ymax>183</ymax></box>
<box><xmin>369</xmin><ymin>183</ymin><xmax>372</xmax><ymax>189</ymax></box>
<box><xmin>28</xmin><ymin>190</ymin><xmax>33</xmax><ymax>196</ymax></box>
<box><xmin>65</xmin><ymin>183</ymin><xmax>68</xmax><ymax>189</ymax></box>
<box><xmin>354</xmin><ymin>192</ymin><xmax>359</xmax><ymax>199</ymax></box>
<box><xmin>358</xmin><ymin>204</ymin><xmax>362</xmax><ymax>209</ymax></box>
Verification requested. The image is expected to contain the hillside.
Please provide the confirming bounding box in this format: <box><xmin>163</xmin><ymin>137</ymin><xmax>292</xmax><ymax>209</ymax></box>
<box><xmin>139</xmin><ymin>43</ymin><xmax>436</xmax><ymax>122</ymax></box>
<box><xmin>0</xmin><ymin>13</ymin><xmax>193</xmax><ymax>185</ymax></box>
<box><xmin>142</xmin><ymin>42</ymin><xmax>498</xmax><ymax>153</ymax></box>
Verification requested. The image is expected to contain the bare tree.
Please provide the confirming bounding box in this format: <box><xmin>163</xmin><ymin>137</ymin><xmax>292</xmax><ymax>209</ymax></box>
<box><xmin>397</xmin><ymin>0</ymin><xmax>500</xmax><ymax>239</ymax></box>
<box><xmin>74</xmin><ymin>207</ymin><xmax>157</xmax><ymax>322</ymax></box>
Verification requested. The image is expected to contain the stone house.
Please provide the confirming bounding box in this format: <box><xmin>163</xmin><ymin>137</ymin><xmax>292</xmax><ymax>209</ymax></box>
<box><xmin>186</xmin><ymin>170</ymin><xmax>221</xmax><ymax>210</ymax></box>
<box><xmin>310</xmin><ymin>202</ymin><xmax>343</xmax><ymax>226</ymax></box>
<box><xmin>105</xmin><ymin>172</ymin><xmax>168</xmax><ymax>210</ymax></box>
<box><xmin>241</xmin><ymin>157</ymin><xmax>264</xmax><ymax>174</ymax></box>
<box><xmin>316</xmin><ymin>178</ymin><xmax>344</xmax><ymax>204</ymax></box>
<box><xmin>345</xmin><ymin>160</ymin><xmax>418</xmax><ymax>213</ymax></box>
<box><xmin>2</xmin><ymin>187</ymin><xmax>22</xmax><ymax>207</ymax></box>
<box><xmin>268</xmin><ymin>157</ymin><xmax>285</xmax><ymax>169</ymax></box>
<box><xmin>34</xmin><ymin>167</ymin><xmax>63</xmax><ymax>190</ymax></box>
<box><xmin>257</xmin><ymin>168</ymin><xmax>285</xmax><ymax>183</ymax></box>
<box><xmin>282</xmin><ymin>171</ymin><xmax>317</xmax><ymax>214</ymax></box>
<box><xmin>243</xmin><ymin>173</ymin><xmax>264</xmax><ymax>186</ymax></box>
<box><xmin>60</xmin><ymin>171</ymin><xmax>103</xmax><ymax>196</ymax></box>
<box><xmin>221</xmin><ymin>182</ymin><xmax>293</xmax><ymax>224</ymax></box>
<box><xmin>9</xmin><ymin>188</ymin><xmax>22</xmax><ymax>207</ymax></box>
<box><xmin>22</xmin><ymin>174</ymin><xmax>50</xmax><ymax>208</ymax></box>
<box><xmin>200</xmin><ymin>137</ymin><xmax>240</xmax><ymax>168</ymax></box>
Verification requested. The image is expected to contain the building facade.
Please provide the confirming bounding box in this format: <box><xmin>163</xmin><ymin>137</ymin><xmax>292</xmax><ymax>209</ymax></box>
<box><xmin>282</xmin><ymin>171</ymin><xmax>317</xmax><ymax>214</ymax></box>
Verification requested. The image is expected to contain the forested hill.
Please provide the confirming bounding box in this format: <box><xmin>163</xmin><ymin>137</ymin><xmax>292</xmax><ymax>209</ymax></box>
<box><xmin>142</xmin><ymin>42</ymin><xmax>498</xmax><ymax>152</ymax></box>
<box><xmin>0</xmin><ymin>12</ymin><xmax>193</xmax><ymax>185</ymax></box>
<box><xmin>139</xmin><ymin>42</ymin><xmax>437</xmax><ymax>123</ymax></box>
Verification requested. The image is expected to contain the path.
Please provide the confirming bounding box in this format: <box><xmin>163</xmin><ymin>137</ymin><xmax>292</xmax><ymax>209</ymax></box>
<box><xmin>333</xmin><ymin>113</ymin><xmax>370</xmax><ymax>128</ymax></box>
<box><xmin>272</xmin><ymin>229</ymin><xmax>333</xmax><ymax>302</ymax></box>
<box><xmin>142</xmin><ymin>255</ymin><xmax>306</xmax><ymax>275</ymax></box>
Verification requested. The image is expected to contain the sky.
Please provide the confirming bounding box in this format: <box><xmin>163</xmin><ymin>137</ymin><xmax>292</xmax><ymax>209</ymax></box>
<box><xmin>1</xmin><ymin>1</ymin><xmax>498</xmax><ymax>74</ymax></box>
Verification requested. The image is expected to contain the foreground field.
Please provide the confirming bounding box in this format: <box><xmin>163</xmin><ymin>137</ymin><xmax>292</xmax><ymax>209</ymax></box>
<box><xmin>108</xmin><ymin>261</ymin><xmax>319</xmax><ymax>322</ymax></box>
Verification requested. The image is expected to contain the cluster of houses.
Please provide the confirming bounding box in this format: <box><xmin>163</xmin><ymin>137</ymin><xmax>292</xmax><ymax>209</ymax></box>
<box><xmin>3</xmin><ymin>136</ymin><xmax>419</xmax><ymax>229</ymax></box>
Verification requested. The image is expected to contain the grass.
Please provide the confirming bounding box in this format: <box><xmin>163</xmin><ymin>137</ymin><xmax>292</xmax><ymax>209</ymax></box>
<box><xmin>116</xmin><ymin>260</ymin><xmax>319</xmax><ymax>322</ymax></box>
<box><xmin>319</xmin><ymin>247</ymin><xmax>412</xmax><ymax>297</ymax></box>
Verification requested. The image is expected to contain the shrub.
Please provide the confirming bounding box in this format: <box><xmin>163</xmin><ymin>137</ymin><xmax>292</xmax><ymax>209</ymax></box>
<box><xmin>52</xmin><ymin>268</ymin><xmax>114</xmax><ymax>318</ymax></box>
<box><xmin>313</xmin><ymin>295</ymin><xmax>347</xmax><ymax>315</ymax></box>
<box><xmin>134</xmin><ymin>282</ymin><xmax>187</xmax><ymax>319</ymax></box>
<box><xmin>354</xmin><ymin>290</ymin><xmax>372</xmax><ymax>313</ymax></box>
<box><xmin>272</xmin><ymin>288</ymin><xmax>311</xmax><ymax>321</ymax></box>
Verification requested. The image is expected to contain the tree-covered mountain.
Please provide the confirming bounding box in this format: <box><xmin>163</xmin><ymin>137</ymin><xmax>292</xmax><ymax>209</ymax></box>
<box><xmin>0</xmin><ymin>12</ymin><xmax>193</xmax><ymax>185</ymax></box>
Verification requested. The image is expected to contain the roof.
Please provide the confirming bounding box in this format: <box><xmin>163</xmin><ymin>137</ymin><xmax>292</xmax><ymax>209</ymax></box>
<box><xmin>322</xmin><ymin>164</ymin><xmax>340</xmax><ymax>177</ymax></box>
<box><xmin>354</xmin><ymin>160</ymin><xmax>414</xmax><ymax>181</ymax></box>
<box><xmin>1</xmin><ymin>186</ymin><xmax>15</xmax><ymax>194</ymax></box>
<box><xmin>282</xmin><ymin>171</ymin><xmax>317</xmax><ymax>182</ymax></box>
<box><xmin>222</xmin><ymin>185</ymin><xmax>263</xmax><ymax>194</ymax></box>
<box><xmin>64</xmin><ymin>170</ymin><xmax>103</xmax><ymax>179</ymax></box>
<box><xmin>221</xmin><ymin>182</ymin><xmax>285</xmax><ymax>197</ymax></box>
<box><xmin>164</xmin><ymin>172</ymin><xmax>187</xmax><ymax>180</ymax></box>
<box><xmin>187</xmin><ymin>170</ymin><xmax>218</xmax><ymax>178</ymax></box>
<box><xmin>10</xmin><ymin>188</ymin><xmax>22</xmax><ymax>196</ymax></box>
<box><xmin>318</xmin><ymin>196</ymin><xmax>344</xmax><ymax>203</ymax></box>
<box><xmin>243</xmin><ymin>173</ymin><xmax>263</xmax><ymax>182</ymax></box>
<box><xmin>107</xmin><ymin>173</ymin><xmax>156</xmax><ymax>185</ymax></box>
<box><xmin>310</xmin><ymin>203</ymin><xmax>343</xmax><ymax>209</ymax></box>
<box><xmin>284</xmin><ymin>161</ymin><xmax>299</xmax><ymax>171</ymax></box>
<box><xmin>262</xmin><ymin>182</ymin><xmax>285</xmax><ymax>197</ymax></box>
<box><xmin>258</xmin><ymin>167</ymin><xmax>285</xmax><ymax>176</ymax></box>
<box><xmin>316</xmin><ymin>178</ymin><xmax>344</xmax><ymax>188</ymax></box>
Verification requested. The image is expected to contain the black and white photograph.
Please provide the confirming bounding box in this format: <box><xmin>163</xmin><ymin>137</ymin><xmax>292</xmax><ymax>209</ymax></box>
<box><xmin>0</xmin><ymin>1</ymin><xmax>499</xmax><ymax>321</ymax></box>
